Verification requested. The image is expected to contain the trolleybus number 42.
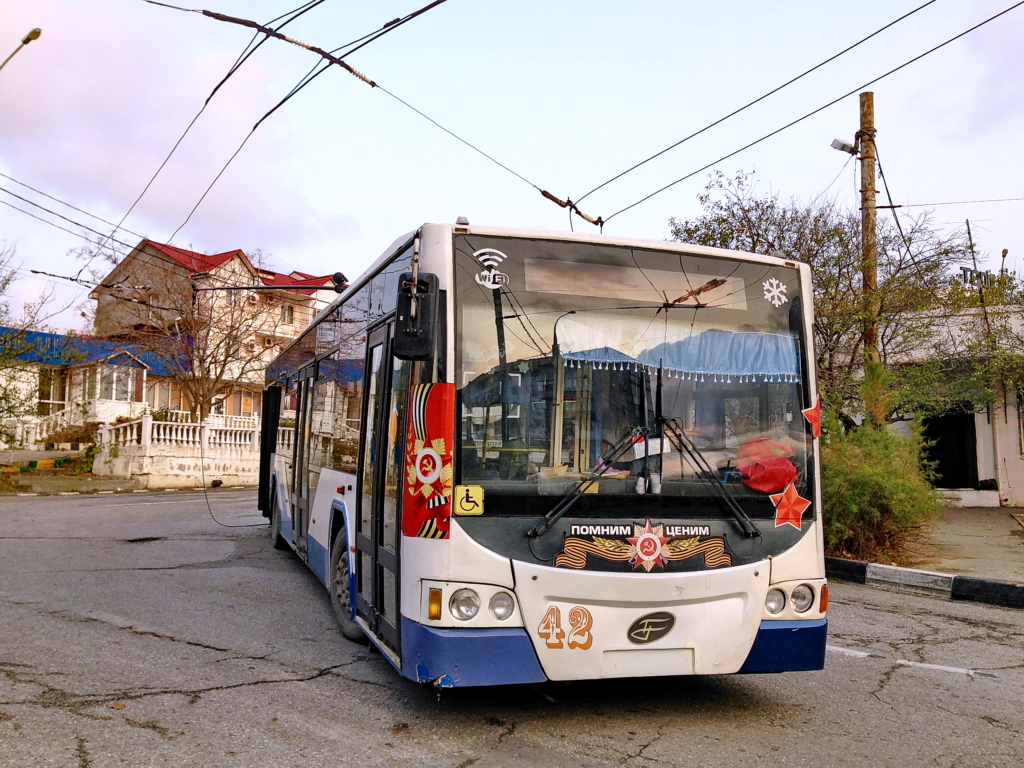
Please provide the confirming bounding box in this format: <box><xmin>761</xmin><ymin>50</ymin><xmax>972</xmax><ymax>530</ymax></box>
<box><xmin>538</xmin><ymin>606</ymin><xmax>594</xmax><ymax>650</ymax></box>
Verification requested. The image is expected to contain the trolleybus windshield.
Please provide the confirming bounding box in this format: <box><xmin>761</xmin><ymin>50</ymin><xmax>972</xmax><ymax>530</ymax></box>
<box><xmin>455</xmin><ymin>234</ymin><xmax>812</xmax><ymax>520</ymax></box>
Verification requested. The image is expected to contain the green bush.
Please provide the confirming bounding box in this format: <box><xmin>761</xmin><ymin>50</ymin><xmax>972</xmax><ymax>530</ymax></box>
<box><xmin>821</xmin><ymin>419</ymin><xmax>941</xmax><ymax>560</ymax></box>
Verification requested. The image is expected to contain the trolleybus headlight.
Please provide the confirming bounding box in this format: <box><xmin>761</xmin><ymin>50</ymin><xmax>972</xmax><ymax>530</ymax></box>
<box><xmin>791</xmin><ymin>584</ymin><xmax>815</xmax><ymax>613</ymax></box>
<box><xmin>765</xmin><ymin>588</ymin><xmax>786</xmax><ymax>615</ymax></box>
<box><xmin>488</xmin><ymin>591</ymin><xmax>515</xmax><ymax>621</ymax></box>
<box><xmin>449</xmin><ymin>588</ymin><xmax>481</xmax><ymax>621</ymax></box>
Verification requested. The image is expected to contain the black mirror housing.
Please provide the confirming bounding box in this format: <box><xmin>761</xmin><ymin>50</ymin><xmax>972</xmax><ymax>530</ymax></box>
<box><xmin>394</xmin><ymin>272</ymin><xmax>438</xmax><ymax>361</ymax></box>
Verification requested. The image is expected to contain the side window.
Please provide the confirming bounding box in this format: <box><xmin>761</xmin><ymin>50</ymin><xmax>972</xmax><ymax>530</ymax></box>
<box><xmin>327</xmin><ymin>350</ymin><xmax>363</xmax><ymax>472</ymax></box>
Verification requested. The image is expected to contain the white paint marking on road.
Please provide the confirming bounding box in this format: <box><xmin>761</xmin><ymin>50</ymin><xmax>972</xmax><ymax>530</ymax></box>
<box><xmin>895</xmin><ymin>659</ymin><xmax>977</xmax><ymax>677</ymax></box>
<box><xmin>827</xmin><ymin>645</ymin><xmax>879</xmax><ymax>659</ymax></box>
<box><xmin>828</xmin><ymin>645</ymin><xmax>991</xmax><ymax>678</ymax></box>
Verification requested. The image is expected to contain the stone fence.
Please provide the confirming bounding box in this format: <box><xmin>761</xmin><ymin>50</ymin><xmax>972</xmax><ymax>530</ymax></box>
<box><xmin>93</xmin><ymin>414</ymin><xmax>294</xmax><ymax>489</ymax></box>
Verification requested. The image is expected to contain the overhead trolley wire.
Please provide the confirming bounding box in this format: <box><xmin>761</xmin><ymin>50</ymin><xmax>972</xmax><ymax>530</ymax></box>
<box><xmin>73</xmin><ymin>0</ymin><xmax>330</xmax><ymax>283</ymax></box>
<box><xmin>573</xmin><ymin>0</ymin><xmax>940</xmax><ymax>209</ymax></box>
<box><xmin>600</xmin><ymin>0</ymin><xmax>1024</xmax><ymax>226</ymax></box>
<box><xmin>159</xmin><ymin>1</ymin><xmax>457</xmax><ymax>243</ymax></box>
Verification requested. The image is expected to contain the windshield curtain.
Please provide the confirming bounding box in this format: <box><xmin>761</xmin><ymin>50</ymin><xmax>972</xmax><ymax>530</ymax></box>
<box><xmin>455</xmin><ymin>234</ymin><xmax>812</xmax><ymax>517</ymax></box>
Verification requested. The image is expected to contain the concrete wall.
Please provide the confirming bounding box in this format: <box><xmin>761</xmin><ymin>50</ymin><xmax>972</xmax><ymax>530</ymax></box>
<box><xmin>92</xmin><ymin>416</ymin><xmax>261</xmax><ymax>488</ymax></box>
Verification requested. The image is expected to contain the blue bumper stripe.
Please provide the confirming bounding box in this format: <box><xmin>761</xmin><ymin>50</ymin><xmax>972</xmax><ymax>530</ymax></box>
<box><xmin>400</xmin><ymin>617</ymin><xmax>547</xmax><ymax>688</ymax></box>
<box><xmin>739</xmin><ymin>619</ymin><xmax>828</xmax><ymax>673</ymax></box>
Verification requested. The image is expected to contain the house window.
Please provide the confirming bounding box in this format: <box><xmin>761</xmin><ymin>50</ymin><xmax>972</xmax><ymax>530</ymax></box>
<box><xmin>99</xmin><ymin>365</ymin><xmax>144</xmax><ymax>402</ymax></box>
<box><xmin>83</xmin><ymin>368</ymin><xmax>97</xmax><ymax>401</ymax></box>
<box><xmin>281</xmin><ymin>304</ymin><xmax>295</xmax><ymax>325</ymax></box>
<box><xmin>146</xmin><ymin>380</ymin><xmax>184</xmax><ymax>412</ymax></box>
<box><xmin>37</xmin><ymin>368</ymin><xmax>67</xmax><ymax>416</ymax></box>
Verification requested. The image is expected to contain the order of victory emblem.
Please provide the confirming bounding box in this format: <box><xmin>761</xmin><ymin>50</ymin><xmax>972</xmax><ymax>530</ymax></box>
<box><xmin>628</xmin><ymin>520</ymin><xmax>671</xmax><ymax>572</ymax></box>
<box><xmin>402</xmin><ymin>383</ymin><xmax>454</xmax><ymax>539</ymax></box>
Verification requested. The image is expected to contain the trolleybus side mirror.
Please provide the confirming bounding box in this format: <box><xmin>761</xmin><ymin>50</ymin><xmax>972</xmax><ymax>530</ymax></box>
<box><xmin>394</xmin><ymin>272</ymin><xmax>439</xmax><ymax>361</ymax></box>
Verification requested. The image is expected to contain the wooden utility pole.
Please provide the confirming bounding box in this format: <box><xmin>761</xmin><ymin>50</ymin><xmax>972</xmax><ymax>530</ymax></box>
<box><xmin>859</xmin><ymin>91</ymin><xmax>882</xmax><ymax>428</ymax></box>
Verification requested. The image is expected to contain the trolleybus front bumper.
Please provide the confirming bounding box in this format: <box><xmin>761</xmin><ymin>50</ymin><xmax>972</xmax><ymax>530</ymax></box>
<box><xmin>401</xmin><ymin>617</ymin><xmax>547</xmax><ymax>688</ymax></box>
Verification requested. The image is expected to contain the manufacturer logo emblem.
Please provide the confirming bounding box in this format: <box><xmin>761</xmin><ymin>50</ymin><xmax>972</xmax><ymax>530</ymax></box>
<box><xmin>627</xmin><ymin>612</ymin><xmax>676</xmax><ymax>645</ymax></box>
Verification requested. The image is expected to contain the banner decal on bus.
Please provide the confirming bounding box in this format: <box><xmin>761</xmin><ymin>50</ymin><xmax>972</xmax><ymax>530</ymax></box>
<box><xmin>403</xmin><ymin>383</ymin><xmax>454</xmax><ymax>539</ymax></box>
<box><xmin>554</xmin><ymin>520</ymin><xmax>731</xmax><ymax>572</ymax></box>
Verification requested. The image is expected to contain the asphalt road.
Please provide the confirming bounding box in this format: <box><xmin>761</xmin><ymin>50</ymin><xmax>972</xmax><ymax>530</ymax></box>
<box><xmin>0</xmin><ymin>491</ymin><xmax>1021</xmax><ymax>767</ymax></box>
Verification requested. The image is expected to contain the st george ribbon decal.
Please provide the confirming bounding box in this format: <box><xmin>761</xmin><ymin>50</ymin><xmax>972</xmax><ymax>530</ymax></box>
<box><xmin>402</xmin><ymin>383</ymin><xmax>454</xmax><ymax>539</ymax></box>
<box><xmin>554</xmin><ymin>520</ymin><xmax>732</xmax><ymax>572</ymax></box>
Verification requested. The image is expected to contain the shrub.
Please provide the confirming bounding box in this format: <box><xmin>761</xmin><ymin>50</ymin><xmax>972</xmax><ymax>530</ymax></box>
<box><xmin>43</xmin><ymin>421</ymin><xmax>99</xmax><ymax>445</ymax></box>
<box><xmin>821</xmin><ymin>418</ymin><xmax>941</xmax><ymax>561</ymax></box>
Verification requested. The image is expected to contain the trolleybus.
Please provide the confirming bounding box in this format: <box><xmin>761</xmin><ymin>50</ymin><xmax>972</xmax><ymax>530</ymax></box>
<box><xmin>258</xmin><ymin>220</ymin><xmax>827</xmax><ymax>687</ymax></box>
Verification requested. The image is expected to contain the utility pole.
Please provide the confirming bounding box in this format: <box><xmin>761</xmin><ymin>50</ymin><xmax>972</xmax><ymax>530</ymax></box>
<box><xmin>859</xmin><ymin>91</ymin><xmax>882</xmax><ymax>428</ymax></box>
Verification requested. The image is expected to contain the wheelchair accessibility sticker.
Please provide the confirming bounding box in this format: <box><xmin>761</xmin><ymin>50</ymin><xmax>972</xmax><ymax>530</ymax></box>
<box><xmin>454</xmin><ymin>485</ymin><xmax>484</xmax><ymax>516</ymax></box>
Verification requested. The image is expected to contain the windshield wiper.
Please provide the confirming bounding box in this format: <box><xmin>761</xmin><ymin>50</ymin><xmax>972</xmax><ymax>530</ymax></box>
<box><xmin>527</xmin><ymin>430</ymin><xmax>643</xmax><ymax>539</ymax></box>
<box><xmin>661</xmin><ymin>417</ymin><xmax>761</xmax><ymax>539</ymax></box>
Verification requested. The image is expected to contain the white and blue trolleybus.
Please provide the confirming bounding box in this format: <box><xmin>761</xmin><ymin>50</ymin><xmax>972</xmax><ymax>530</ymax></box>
<box><xmin>258</xmin><ymin>221</ymin><xmax>828</xmax><ymax>687</ymax></box>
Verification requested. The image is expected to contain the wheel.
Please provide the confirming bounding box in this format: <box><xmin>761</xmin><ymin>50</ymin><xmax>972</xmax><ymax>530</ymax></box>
<box><xmin>269</xmin><ymin>492</ymin><xmax>288</xmax><ymax>551</ymax></box>
<box><xmin>330</xmin><ymin>529</ymin><xmax>367</xmax><ymax>642</ymax></box>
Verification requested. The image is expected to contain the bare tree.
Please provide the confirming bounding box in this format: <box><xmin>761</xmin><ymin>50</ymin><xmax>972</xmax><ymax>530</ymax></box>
<box><xmin>91</xmin><ymin>246</ymin><xmax>310</xmax><ymax>421</ymax></box>
<box><xmin>669</xmin><ymin>171</ymin><xmax>973</xmax><ymax>424</ymax></box>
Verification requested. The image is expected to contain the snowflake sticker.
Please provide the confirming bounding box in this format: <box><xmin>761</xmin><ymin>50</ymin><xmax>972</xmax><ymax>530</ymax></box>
<box><xmin>762</xmin><ymin>278</ymin><xmax>788</xmax><ymax>307</ymax></box>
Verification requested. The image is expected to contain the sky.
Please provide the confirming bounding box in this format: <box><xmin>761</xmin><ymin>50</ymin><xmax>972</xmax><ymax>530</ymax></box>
<box><xmin>2</xmin><ymin>0</ymin><xmax>1024</xmax><ymax>332</ymax></box>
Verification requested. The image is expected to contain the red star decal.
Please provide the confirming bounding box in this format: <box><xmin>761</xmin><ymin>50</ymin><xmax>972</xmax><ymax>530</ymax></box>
<box><xmin>627</xmin><ymin>519</ymin><xmax>671</xmax><ymax>571</ymax></box>
<box><xmin>770</xmin><ymin>483</ymin><xmax>812</xmax><ymax>530</ymax></box>
<box><xmin>802</xmin><ymin>395</ymin><xmax>822</xmax><ymax>438</ymax></box>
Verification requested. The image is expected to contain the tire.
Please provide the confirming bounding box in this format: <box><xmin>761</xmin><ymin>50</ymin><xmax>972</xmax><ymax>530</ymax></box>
<box><xmin>330</xmin><ymin>529</ymin><xmax>367</xmax><ymax>642</ymax></box>
<box><xmin>269</xmin><ymin>492</ymin><xmax>288</xmax><ymax>551</ymax></box>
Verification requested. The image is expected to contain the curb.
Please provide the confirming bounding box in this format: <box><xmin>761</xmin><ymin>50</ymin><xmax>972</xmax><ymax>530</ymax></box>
<box><xmin>825</xmin><ymin>556</ymin><xmax>1024</xmax><ymax>610</ymax></box>
<box><xmin>0</xmin><ymin>486</ymin><xmax>257</xmax><ymax>498</ymax></box>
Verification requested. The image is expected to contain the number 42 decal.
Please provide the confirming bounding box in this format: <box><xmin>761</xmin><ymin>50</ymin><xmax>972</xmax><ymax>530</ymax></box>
<box><xmin>537</xmin><ymin>605</ymin><xmax>594</xmax><ymax>650</ymax></box>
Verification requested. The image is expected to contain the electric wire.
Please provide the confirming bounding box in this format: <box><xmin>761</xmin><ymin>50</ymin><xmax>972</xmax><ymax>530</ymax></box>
<box><xmin>895</xmin><ymin>196</ymin><xmax>1024</xmax><ymax>208</ymax></box>
<box><xmin>0</xmin><ymin>174</ymin><xmax>147</xmax><ymax>241</ymax></box>
<box><xmin>602</xmin><ymin>0</ymin><xmax>1024</xmax><ymax>225</ymax></box>
<box><xmin>0</xmin><ymin>195</ymin><xmax>320</xmax><ymax>313</ymax></box>
<box><xmin>163</xmin><ymin>1</ymin><xmax>459</xmax><ymax>244</ymax></box>
<box><xmin>574</xmin><ymin>0</ymin><xmax>940</xmax><ymax>207</ymax></box>
<box><xmin>75</xmin><ymin>1</ymin><xmax>330</xmax><ymax>283</ymax></box>
<box><xmin>807</xmin><ymin>153</ymin><xmax>855</xmax><ymax>209</ymax></box>
<box><xmin>874</xmin><ymin>143</ymin><xmax>921</xmax><ymax>268</ymax></box>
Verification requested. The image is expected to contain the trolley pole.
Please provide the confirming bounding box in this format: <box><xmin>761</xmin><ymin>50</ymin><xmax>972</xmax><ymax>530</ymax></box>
<box><xmin>859</xmin><ymin>91</ymin><xmax>882</xmax><ymax>428</ymax></box>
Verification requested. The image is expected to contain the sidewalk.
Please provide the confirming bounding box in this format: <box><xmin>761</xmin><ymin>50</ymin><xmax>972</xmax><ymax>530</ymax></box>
<box><xmin>906</xmin><ymin>507</ymin><xmax>1024</xmax><ymax>584</ymax></box>
<box><xmin>827</xmin><ymin>506</ymin><xmax>1024</xmax><ymax>609</ymax></box>
<box><xmin>0</xmin><ymin>449</ymin><xmax>82</xmax><ymax>466</ymax></box>
<box><xmin>0</xmin><ymin>450</ymin><xmax>143</xmax><ymax>494</ymax></box>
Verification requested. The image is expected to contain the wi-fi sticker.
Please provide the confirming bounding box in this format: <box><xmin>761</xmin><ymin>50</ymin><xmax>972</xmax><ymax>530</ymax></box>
<box><xmin>473</xmin><ymin>248</ymin><xmax>507</xmax><ymax>269</ymax></box>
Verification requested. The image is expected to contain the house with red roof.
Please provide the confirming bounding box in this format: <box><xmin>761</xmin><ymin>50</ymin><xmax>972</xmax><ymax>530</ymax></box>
<box><xmin>80</xmin><ymin>239</ymin><xmax>340</xmax><ymax>423</ymax></box>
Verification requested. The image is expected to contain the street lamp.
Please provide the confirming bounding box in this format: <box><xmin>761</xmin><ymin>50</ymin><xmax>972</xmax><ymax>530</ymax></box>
<box><xmin>0</xmin><ymin>28</ymin><xmax>42</xmax><ymax>73</ymax></box>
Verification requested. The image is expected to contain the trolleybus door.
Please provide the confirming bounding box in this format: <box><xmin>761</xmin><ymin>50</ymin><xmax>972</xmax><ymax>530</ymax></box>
<box><xmin>356</xmin><ymin>323</ymin><xmax>403</xmax><ymax>655</ymax></box>
<box><xmin>290</xmin><ymin>365</ymin><xmax>315</xmax><ymax>557</ymax></box>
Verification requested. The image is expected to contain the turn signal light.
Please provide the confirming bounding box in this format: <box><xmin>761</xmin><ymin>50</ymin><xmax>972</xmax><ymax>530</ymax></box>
<box><xmin>428</xmin><ymin>588</ymin><xmax>442</xmax><ymax>620</ymax></box>
<box><xmin>819</xmin><ymin>583</ymin><xmax>829</xmax><ymax>614</ymax></box>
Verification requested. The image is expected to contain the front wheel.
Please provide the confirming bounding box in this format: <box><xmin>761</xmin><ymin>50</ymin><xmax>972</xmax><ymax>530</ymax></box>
<box><xmin>330</xmin><ymin>529</ymin><xmax>366</xmax><ymax>643</ymax></box>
